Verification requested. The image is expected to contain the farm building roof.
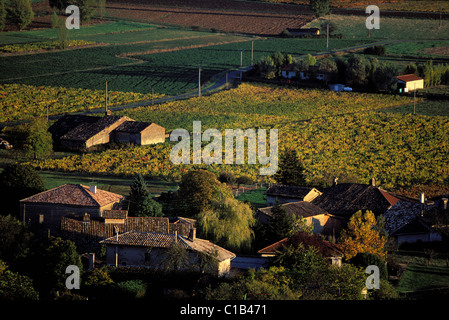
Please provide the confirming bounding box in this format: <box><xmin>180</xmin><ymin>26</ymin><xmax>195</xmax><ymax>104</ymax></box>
<box><xmin>113</xmin><ymin>120</ymin><xmax>152</xmax><ymax>133</ymax></box>
<box><xmin>257</xmin><ymin>231</ymin><xmax>343</xmax><ymax>257</ymax></box>
<box><xmin>311</xmin><ymin>183</ymin><xmax>400</xmax><ymax>218</ymax></box>
<box><xmin>258</xmin><ymin>201</ymin><xmax>328</xmax><ymax>219</ymax></box>
<box><xmin>60</xmin><ymin>115</ymin><xmax>127</xmax><ymax>141</ymax></box>
<box><xmin>396</xmin><ymin>74</ymin><xmax>423</xmax><ymax>82</ymax></box>
<box><xmin>100</xmin><ymin>231</ymin><xmax>236</xmax><ymax>262</ymax></box>
<box><xmin>266</xmin><ymin>184</ymin><xmax>320</xmax><ymax>199</ymax></box>
<box><xmin>20</xmin><ymin>184</ymin><xmax>124</xmax><ymax>207</ymax></box>
<box><xmin>49</xmin><ymin>115</ymin><xmax>99</xmax><ymax>141</ymax></box>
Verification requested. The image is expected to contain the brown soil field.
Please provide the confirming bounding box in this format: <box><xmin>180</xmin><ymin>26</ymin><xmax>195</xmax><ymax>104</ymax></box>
<box><xmin>106</xmin><ymin>0</ymin><xmax>315</xmax><ymax>35</ymax></box>
<box><xmin>424</xmin><ymin>46</ymin><xmax>449</xmax><ymax>56</ymax></box>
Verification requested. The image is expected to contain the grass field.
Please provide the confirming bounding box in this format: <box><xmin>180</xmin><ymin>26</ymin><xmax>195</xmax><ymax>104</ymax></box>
<box><xmin>37</xmin><ymin>170</ymin><xmax>177</xmax><ymax>196</ymax></box>
<box><xmin>306</xmin><ymin>15</ymin><xmax>449</xmax><ymax>40</ymax></box>
<box><xmin>398</xmin><ymin>264</ymin><xmax>449</xmax><ymax>293</ymax></box>
<box><xmin>236</xmin><ymin>188</ymin><xmax>267</xmax><ymax>209</ymax></box>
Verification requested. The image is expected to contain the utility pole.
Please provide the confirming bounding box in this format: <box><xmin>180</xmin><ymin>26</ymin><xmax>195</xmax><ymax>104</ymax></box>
<box><xmin>198</xmin><ymin>66</ymin><xmax>201</xmax><ymax>97</ymax></box>
<box><xmin>413</xmin><ymin>86</ymin><xmax>416</xmax><ymax>115</ymax></box>
<box><xmin>326</xmin><ymin>22</ymin><xmax>329</xmax><ymax>50</ymax></box>
<box><xmin>439</xmin><ymin>4</ymin><xmax>442</xmax><ymax>29</ymax></box>
<box><xmin>240</xmin><ymin>50</ymin><xmax>243</xmax><ymax>67</ymax></box>
<box><xmin>105</xmin><ymin>80</ymin><xmax>108</xmax><ymax>114</ymax></box>
<box><xmin>251</xmin><ymin>40</ymin><xmax>254</xmax><ymax>66</ymax></box>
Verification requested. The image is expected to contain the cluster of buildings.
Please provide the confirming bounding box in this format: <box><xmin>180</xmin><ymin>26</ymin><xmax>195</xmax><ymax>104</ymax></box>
<box><xmin>254</xmin><ymin>179</ymin><xmax>449</xmax><ymax>263</ymax></box>
<box><xmin>19</xmin><ymin>174</ymin><xmax>449</xmax><ymax>278</ymax></box>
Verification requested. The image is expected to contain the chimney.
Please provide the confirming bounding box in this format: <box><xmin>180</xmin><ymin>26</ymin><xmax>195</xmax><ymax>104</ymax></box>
<box><xmin>420</xmin><ymin>193</ymin><xmax>425</xmax><ymax>204</ymax></box>
<box><xmin>88</xmin><ymin>253</ymin><xmax>95</xmax><ymax>270</ymax></box>
<box><xmin>371</xmin><ymin>177</ymin><xmax>376</xmax><ymax>187</ymax></box>
<box><xmin>189</xmin><ymin>228</ymin><xmax>196</xmax><ymax>241</ymax></box>
<box><xmin>333</xmin><ymin>177</ymin><xmax>338</xmax><ymax>186</ymax></box>
<box><xmin>90</xmin><ymin>185</ymin><xmax>97</xmax><ymax>194</ymax></box>
<box><xmin>442</xmin><ymin>198</ymin><xmax>448</xmax><ymax>210</ymax></box>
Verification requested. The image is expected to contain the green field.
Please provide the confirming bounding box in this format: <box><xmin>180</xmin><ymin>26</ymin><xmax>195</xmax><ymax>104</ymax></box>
<box><xmin>307</xmin><ymin>15</ymin><xmax>449</xmax><ymax>41</ymax></box>
<box><xmin>398</xmin><ymin>264</ymin><xmax>449</xmax><ymax>293</ymax></box>
<box><xmin>0</xmin><ymin>18</ymin><xmax>374</xmax><ymax>95</ymax></box>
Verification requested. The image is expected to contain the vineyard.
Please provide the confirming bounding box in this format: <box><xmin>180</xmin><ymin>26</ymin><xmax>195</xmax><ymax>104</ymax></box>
<box><xmin>27</xmin><ymin>83</ymin><xmax>449</xmax><ymax>190</ymax></box>
<box><xmin>0</xmin><ymin>84</ymin><xmax>163</xmax><ymax>123</ymax></box>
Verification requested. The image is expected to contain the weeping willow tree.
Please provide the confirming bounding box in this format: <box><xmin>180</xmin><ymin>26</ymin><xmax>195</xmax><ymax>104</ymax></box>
<box><xmin>197</xmin><ymin>187</ymin><xmax>256</xmax><ymax>253</ymax></box>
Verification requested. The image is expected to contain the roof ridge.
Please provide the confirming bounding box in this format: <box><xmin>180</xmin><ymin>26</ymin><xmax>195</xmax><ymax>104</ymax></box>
<box><xmin>78</xmin><ymin>184</ymin><xmax>102</xmax><ymax>206</ymax></box>
<box><xmin>20</xmin><ymin>183</ymin><xmax>68</xmax><ymax>202</ymax></box>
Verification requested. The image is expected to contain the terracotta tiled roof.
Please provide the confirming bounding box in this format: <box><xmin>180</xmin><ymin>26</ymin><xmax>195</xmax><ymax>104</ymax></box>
<box><xmin>100</xmin><ymin>231</ymin><xmax>235</xmax><ymax>262</ymax></box>
<box><xmin>102</xmin><ymin>210</ymin><xmax>128</xmax><ymax>219</ymax></box>
<box><xmin>312</xmin><ymin>183</ymin><xmax>400</xmax><ymax>218</ymax></box>
<box><xmin>20</xmin><ymin>184</ymin><xmax>124</xmax><ymax>207</ymax></box>
<box><xmin>257</xmin><ymin>232</ymin><xmax>343</xmax><ymax>257</ymax></box>
<box><xmin>397</xmin><ymin>74</ymin><xmax>423</xmax><ymax>82</ymax></box>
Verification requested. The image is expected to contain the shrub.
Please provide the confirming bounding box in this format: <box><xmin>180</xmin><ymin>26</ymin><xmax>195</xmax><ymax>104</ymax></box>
<box><xmin>114</xmin><ymin>280</ymin><xmax>147</xmax><ymax>299</ymax></box>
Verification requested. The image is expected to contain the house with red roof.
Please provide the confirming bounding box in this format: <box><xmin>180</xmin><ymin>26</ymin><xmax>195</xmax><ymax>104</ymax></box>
<box><xmin>396</xmin><ymin>74</ymin><xmax>424</xmax><ymax>91</ymax></box>
<box><xmin>257</xmin><ymin>231</ymin><xmax>344</xmax><ymax>266</ymax></box>
<box><xmin>20</xmin><ymin>184</ymin><xmax>125</xmax><ymax>235</ymax></box>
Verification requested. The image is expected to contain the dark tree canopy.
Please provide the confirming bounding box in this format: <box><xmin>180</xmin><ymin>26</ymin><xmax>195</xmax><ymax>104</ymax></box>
<box><xmin>127</xmin><ymin>174</ymin><xmax>163</xmax><ymax>217</ymax></box>
<box><xmin>274</xmin><ymin>148</ymin><xmax>306</xmax><ymax>186</ymax></box>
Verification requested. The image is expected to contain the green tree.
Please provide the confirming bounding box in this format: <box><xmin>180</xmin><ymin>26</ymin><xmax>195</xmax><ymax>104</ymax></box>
<box><xmin>75</xmin><ymin>0</ymin><xmax>95</xmax><ymax>23</ymax></box>
<box><xmin>176</xmin><ymin>169</ymin><xmax>222</xmax><ymax>217</ymax></box>
<box><xmin>310</xmin><ymin>0</ymin><xmax>330</xmax><ymax>17</ymax></box>
<box><xmin>0</xmin><ymin>0</ymin><xmax>7</xmax><ymax>32</ymax></box>
<box><xmin>373</xmin><ymin>62</ymin><xmax>398</xmax><ymax>92</ymax></box>
<box><xmin>320</xmin><ymin>20</ymin><xmax>337</xmax><ymax>35</ymax></box>
<box><xmin>127</xmin><ymin>174</ymin><xmax>163</xmax><ymax>217</ymax></box>
<box><xmin>28</xmin><ymin>237</ymin><xmax>83</xmax><ymax>297</ymax></box>
<box><xmin>50</xmin><ymin>11</ymin><xmax>59</xmax><ymax>29</ymax></box>
<box><xmin>7</xmin><ymin>0</ymin><xmax>34</xmax><ymax>30</ymax></box>
<box><xmin>24</xmin><ymin>117</ymin><xmax>53</xmax><ymax>159</ymax></box>
<box><xmin>196</xmin><ymin>184</ymin><xmax>255</xmax><ymax>252</ymax></box>
<box><xmin>274</xmin><ymin>148</ymin><xmax>306</xmax><ymax>186</ymax></box>
<box><xmin>0</xmin><ymin>163</ymin><xmax>45</xmax><ymax>217</ymax></box>
<box><xmin>161</xmin><ymin>242</ymin><xmax>190</xmax><ymax>272</ymax></box>
<box><xmin>0</xmin><ymin>215</ymin><xmax>32</xmax><ymax>264</ymax></box>
<box><xmin>96</xmin><ymin>0</ymin><xmax>106</xmax><ymax>18</ymax></box>
<box><xmin>49</xmin><ymin>0</ymin><xmax>69</xmax><ymax>11</ymax></box>
<box><xmin>0</xmin><ymin>260</ymin><xmax>39</xmax><ymax>300</ymax></box>
<box><xmin>349</xmin><ymin>252</ymin><xmax>388</xmax><ymax>280</ymax></box>
<box><xmin>255</xmin><ymin>55</ymin><xmax>277</xmax><ymax>79</ymax></box>
<box><xmin>346</xmin><ymin>54</ymin><xmax>369</xmax><ymax>87</ymax></box>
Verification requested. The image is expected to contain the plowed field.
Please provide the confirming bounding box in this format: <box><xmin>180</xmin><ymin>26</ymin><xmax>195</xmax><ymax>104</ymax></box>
<box><xmin>106</xmin><ymin>0</ymin><xmax>314</xmax><ymax>35</ymax></box>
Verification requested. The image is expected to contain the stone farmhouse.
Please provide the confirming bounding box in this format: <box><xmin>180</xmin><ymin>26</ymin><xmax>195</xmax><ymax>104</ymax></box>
<box><xmin>49</xmin><ymin>114</ymin><xmax>165</xmax><ymax>151</ymax></box>
<box><xmin>20</xmin><ymin>184</ymin><xmax>124</xmax><ymax>236</ymax></box>
<box><xmin>100</xmin><ymin>230</ymin><xmax>236</xmax><ymax>277</ymax></box>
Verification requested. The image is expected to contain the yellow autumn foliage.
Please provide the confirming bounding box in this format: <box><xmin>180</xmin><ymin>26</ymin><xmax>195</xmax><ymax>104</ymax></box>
<box><xmin>339</xmin><ymin>210</ymin><xmax>387</xmax><ymax>260</ymax></box>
